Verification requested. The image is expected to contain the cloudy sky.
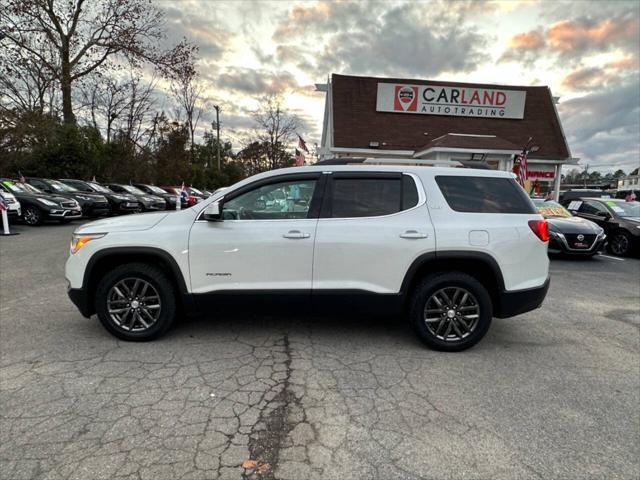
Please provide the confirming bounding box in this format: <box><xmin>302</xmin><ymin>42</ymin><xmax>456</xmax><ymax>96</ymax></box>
<box><xmin>159</xmin><ymin>0</ymin><xmax>639</xmax><ymax>172</ymax></box>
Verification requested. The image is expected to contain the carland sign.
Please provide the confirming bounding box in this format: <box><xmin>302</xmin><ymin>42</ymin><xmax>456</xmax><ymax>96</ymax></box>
<box><xmin>376</xmin><ymin>83</ymin><xmax>526</xmax><ymax>119</ymax></box>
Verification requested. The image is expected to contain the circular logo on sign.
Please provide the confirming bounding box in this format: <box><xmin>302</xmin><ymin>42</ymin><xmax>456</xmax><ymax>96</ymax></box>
<box><xmin>577</xmin><ymin>234</ymin><xmax>584</xmax><ymax>241</ymax></box>
<box><xmin>398</xmin><ymin>86</ymin><xmax>415</xmax><ymax>104</ymax></box>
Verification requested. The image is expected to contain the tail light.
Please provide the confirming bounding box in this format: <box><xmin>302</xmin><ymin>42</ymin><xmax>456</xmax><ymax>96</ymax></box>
<box><xmin>528</xmin><ymin>220</ymin><xmax>549</xmax><ymax>242</ymax></box>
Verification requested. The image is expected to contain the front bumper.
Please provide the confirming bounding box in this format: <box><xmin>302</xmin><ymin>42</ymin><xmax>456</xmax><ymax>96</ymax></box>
<box><xmin>495</xmin><ymin>277</ymin><xmax>550</xmax><ymax>318</ymax></box>
<box><xmin>68</xmin><ymin>287</ymin><xmax>92</xmax><ymax>318</ymax></box>
<box><xmin>548</xmin><ymin>232</ymin><xmax>606</xmax><ymax>255</ymax></box>
<box><xmin>115</xmin><ymin>201</ymin><xmax>140</xmax><ymax>213</ymax></box>
<box><xmin>45</xmin><ymin>207</ymin><xmax>82</xmax><ymax>219</ymax></box>
<box><xmin>82</xmin><ymin>202</ymin><xmax>111</xmax><ymax>217</ymax></box>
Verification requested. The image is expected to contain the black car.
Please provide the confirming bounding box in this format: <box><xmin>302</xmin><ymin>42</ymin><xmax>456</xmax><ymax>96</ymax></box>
<box><xmin>59</xmin><ymin>179</ymin><xmax>141</xmax><ymax>215</ymax></box>
<box><xmin>532</xmin><ymin>199</ymin><xmax>606</xmax><ymax>257</ymax></box>
<box><xmin>560</xmin><ymin>189</ymin><xmax>611</xmax><ymax>202</ymax></box>
<box><xmin>0</xmin><ymin>179</ymin><xmax>82</xmax><ymax>225</ymax></box>
<box><xmin>105</xmin><ymin>184</ymin><xmax>166</xmax><ymax>212</ymax></box>
<box><xmin>24</xmin><ymin>177</ymin><xmax>110</xmax><ymax>218</ymax></box>
<box><xmin>132</xmin><ymin>183</ymin><xmax>178</xmax><ymax>210</ymax></box>
<box><xmin>562</xmin><ymin>197</ymin><xmax>640</xmax><ymax>256</ymax></box>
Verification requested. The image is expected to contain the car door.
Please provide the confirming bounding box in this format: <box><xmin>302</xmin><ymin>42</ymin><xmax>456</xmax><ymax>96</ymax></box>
<box><xmin>312</xmin><ymin>172</ymin><xmax>435</xmax><ymax>295</ymax></box>
<box><xmin>188</xmin><ymin>173</ymin><xmax>324</xmax><ymax>297</ymax></box>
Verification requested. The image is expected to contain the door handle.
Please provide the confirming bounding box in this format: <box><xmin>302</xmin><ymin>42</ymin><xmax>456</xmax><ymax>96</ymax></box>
<box><xmin>283</xmin><ymin>230</ymin><xmax>310</xmax><ymax>239</ymax></box>
<box><xmin>400</xmin><ymin>230</ymin><xmax>428</xmax><ymax>239</ymax></box>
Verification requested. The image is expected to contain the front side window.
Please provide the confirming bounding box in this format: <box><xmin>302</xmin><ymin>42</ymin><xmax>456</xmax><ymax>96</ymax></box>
<box><xmin>578</xmin><ymin>201</ymin><xmax>608</xmax><ymax>216</ymax></box>
<box><xmin>435</xmin><ymin>176</ymin><xmax>536</xmax><ymax>214</ymax></box>
<box><xmin>223</xmin><ymin>179</ymin><xmax>317</xmax><ymax>220</ymax></box>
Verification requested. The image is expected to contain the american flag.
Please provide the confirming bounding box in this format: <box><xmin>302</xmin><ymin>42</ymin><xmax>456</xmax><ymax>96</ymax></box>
<box><xmin>513</xmin><ymin>147</ymin><xmax>529</xmax><ymax>187</ymax></box>
<box><xmin>0</xmin><ymin>193</ymin><xmax>7</xmax><ymax>212</ymax></box>
<box><xmin>294</xmin><ymin>149</ymin><xmax>305</xmax><ymax>167</ymax></box>
<box><xmin>297</xmin><ymin>134</ymin><xmax>309</xmax><ymax>154</ymax></box>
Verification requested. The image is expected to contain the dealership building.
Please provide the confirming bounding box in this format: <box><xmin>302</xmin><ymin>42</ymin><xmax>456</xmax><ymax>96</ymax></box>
<box><xmin>316</xmin><ymin>74</ymin><xmax>577</xmax><ymax>199</ymax></box>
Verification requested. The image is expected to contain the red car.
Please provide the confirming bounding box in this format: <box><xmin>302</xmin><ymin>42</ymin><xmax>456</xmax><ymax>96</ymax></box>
<box><xmin>161</xmin><ymin>186</ymin><xmax>201</xmax><ymax>208</ymax></box>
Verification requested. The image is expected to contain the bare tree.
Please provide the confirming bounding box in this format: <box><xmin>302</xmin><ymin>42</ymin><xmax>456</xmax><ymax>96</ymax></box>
<box><xmin>171</xmin><ymin>65</ymin><xmax>203</xmax><ymax>158</ymax></box>
<box><xmin>0</xmin><ymin>41</ymin><xmax>58</xmax><ymax>115</ymax></box>
<box><xmin>1</xmin><ymin>0</ymin><xmax>196</xmax><ymax>124</ymax></box>
<box><xmin>253</xmin><ymin>94</ymin><xmax>298</xmax><ymax>170</ymax></box>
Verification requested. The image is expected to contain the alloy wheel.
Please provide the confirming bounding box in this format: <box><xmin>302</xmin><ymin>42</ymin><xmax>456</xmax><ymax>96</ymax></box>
<box><xmin>107</xmin><ymin>277</ymin><xmax>161</xmax><ymax>332</ymax></box>
<box><xmin>23</xmin><ymin>207</ymin><xmax>40</xmax><ymax>225</ymax></box>
<box><xmin>610</xmin><ymin>233</ymin><xmax>629</xmax><ymax>256</ymax></box>
<box><xmin>423</xmin><ymin>287</ymin><xmax>480</xmax><ymax>342</ymax></box>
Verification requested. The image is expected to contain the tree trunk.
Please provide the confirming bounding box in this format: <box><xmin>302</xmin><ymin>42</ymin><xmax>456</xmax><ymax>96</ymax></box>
<box><xmin>61</xmin><ymin>43</ymin><xmax>74</xmax><ymax>124</ymax></box>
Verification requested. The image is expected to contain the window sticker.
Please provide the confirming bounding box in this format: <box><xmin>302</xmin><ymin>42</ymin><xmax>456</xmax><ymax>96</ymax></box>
<box><xmin>537</xmin><ymin>207</ymin><xmax>571</xmax><ymax>218</ymax></box>
<box><xmin>567</xmin><ymin>200</ymin><xmax>582</xmax><ymax>210</ymax></box>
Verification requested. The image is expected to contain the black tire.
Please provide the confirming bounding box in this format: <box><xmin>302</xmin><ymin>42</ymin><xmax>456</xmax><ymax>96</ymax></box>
<box><xmin>95</xmin><ymin>262</ymin><xmax>177</xmax><ymax>341</ymax></box>
<box><xmin>607</xmin><ymin>231</ymin><xmax>633</xmax><ymax>257</ymax></box>
<box><xmin>23</xmin><ymin>205</ymin><xmax>43</xmax><ymax>226</ymax></box>
<box><xmin>409</xmin><ymin>272</ymin><xmax>492</xmax><ymax>352</ymax></box>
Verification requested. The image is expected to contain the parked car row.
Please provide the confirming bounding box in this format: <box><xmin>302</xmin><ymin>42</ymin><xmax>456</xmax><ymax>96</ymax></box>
<box><xmin>531</xmin><ymin>196</ymin><xmax>639</xmax><ymax>257</ymax></box>
<box><xmin>0</xmin><ymin>177</ymin><xmax>212</xmax><ymax>226</ymax></box>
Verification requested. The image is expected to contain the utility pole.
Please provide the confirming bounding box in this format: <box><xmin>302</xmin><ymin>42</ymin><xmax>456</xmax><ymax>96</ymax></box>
<box><xmin>213</xmin><ymin>105</ymin><xmax>221</xmax><ymax>171</ymax></box>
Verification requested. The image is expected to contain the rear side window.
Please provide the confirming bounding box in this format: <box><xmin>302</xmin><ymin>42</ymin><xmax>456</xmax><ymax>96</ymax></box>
<box><xmin>435</xmin><ymin>176</ymin><xmax>536</xmax><ymax>214</ymax></box>
<box><xmin>329</xmin><ymin>175</ymin><xmax>419</xmax><ymax>218</ymax></box>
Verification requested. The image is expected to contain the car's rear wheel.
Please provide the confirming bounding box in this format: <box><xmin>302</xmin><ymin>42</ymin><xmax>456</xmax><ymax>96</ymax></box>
<box><xmin>95</xmin><ymin>263</ymin><xmax>177</xmax><ymax>341</ymax></box>
<box><xmin>409</xmin><ymin>272</ymin><xmax>492</xmax><ymax>352</ymax></box>
<box><xmin>608</xmin><ymin>231</ymin><xmax>632</xmax><ymax>257</ymax></box>
<box><xmin>23</xmin><ymin>206</ymin><xmax>43</xmax><ymax>226</ymax></box>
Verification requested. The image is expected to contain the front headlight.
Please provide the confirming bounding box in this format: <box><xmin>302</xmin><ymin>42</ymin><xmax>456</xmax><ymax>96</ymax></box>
<box><xmin>113</xmin><ymin>195</ymin><xmax>128</xmax><ymax>200</ymax></box>
<box><xmin>70</xmin><ymin>233</ymin><xmax>106</xmax><ymax>254</ymax></box>
<box><xmin>77</xmin><ymin>195</ymin><xmax>93</xmax><ymax>201</ymax></box>
<box><xmin>37</xmin><ymin>198</ymin><xmax>57</xmax><ymax>206</ymax></box>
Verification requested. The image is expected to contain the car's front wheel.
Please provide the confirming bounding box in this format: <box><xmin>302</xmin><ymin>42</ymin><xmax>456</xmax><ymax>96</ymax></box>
<box><xmin>23</xmin><ymin>205</ymin><xmax>43</xmax><ymax>226</ymax></box>
<box><xmin>608</xmin><ymin>231</ymin><xmax>633</xmax><ymax>257</ymax></box>
<box><xmin>409</xmin><ymin>272</ymin><xmax>492</xmax><ymax>352</ymax></box>
<box><xmin>95</xmin><ymin>263</ymin><xmax>177</xmax><ymax>341</ymax></box>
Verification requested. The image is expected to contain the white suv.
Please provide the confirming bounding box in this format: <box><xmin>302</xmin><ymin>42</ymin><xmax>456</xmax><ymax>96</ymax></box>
<box><xmin>66</xmin><ymin>166</ymin><xmax>550</xmax><ymax>351</ymax></box>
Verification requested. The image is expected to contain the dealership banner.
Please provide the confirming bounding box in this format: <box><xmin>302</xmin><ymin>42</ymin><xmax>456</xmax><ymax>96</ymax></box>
<box><xmin>376</xmin><ymin>83</ymin><xmax>526</xmax><ymax>119</ymax></box>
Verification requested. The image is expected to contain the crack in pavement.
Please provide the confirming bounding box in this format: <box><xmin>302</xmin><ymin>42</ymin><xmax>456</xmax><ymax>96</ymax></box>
<box><xmin>243</xmin><ymin>334</ymin><xmax>302</xmax><ymax>480</ymax></box>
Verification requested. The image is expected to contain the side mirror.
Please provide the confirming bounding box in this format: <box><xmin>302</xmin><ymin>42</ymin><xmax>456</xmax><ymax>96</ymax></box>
<box><xmin>597</xmin><ymin>211</ymin><xmax>611</xmax><ymax>219</ymax></box>
<box><xmin>203</xmin><ymin>201</ymin><xmax>222</xmax><ymax>221</ymax></box>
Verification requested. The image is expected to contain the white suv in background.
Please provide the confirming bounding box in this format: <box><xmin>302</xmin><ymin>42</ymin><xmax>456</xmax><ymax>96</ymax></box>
<box><xmin>65</xmin><ymin>165</ymin><xmax>550</xmax><ymax>351</ymax></box>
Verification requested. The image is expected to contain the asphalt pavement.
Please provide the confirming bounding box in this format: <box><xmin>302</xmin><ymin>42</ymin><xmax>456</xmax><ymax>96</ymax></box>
<box><xmin>1</xmin><ymin>222</ymin><xmax>638</xmax><ymax>480</ymax></box>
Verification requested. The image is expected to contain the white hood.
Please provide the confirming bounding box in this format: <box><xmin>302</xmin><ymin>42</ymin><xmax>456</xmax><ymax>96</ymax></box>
<box><xmin>75</xmin><ymin>212</ymin><xmax>169</xmax><ymax>234</ymax></box>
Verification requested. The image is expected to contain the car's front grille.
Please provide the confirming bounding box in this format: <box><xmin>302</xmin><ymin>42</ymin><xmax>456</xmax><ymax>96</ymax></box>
<box><xmin>564</xmin><ymin>233</ymin><xmax>596</xmax><ymax>249</ymax></box>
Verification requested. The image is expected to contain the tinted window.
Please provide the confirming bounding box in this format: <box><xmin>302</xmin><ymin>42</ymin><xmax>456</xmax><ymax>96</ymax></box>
<box><xmin>223</xmin><ymin>179</ymin><xmax>316</xmax><ymax>220</ymax></box>
<box><xmin>435</xmin><ymin>176</ymin><xmax>536</xmax><ymax>214</ymax></box>
<box><xmin>331</xmin><ymin>178</ymin><xmax>401</xmax><ymax>218</ymax></box>
<box><xmin>578</xmin><ymin>201</ymin><xmax>608</xmax><ymax>215</ymax></box>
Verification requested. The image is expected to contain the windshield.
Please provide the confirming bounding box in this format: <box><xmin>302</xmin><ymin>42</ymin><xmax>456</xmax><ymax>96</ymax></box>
<box><xmin>120</xmin><ymin>185</ymin><xmax>145</xmax><ymax>195</ymax></box>
<box><xmin>21</xmin><ymin>182</ymin><xmax>43</xmax><ymax>193</ymax></box>
<box><xmin>604</xmin><ymin>200</ymin><xmax>640</xmax><ymax>218</ymax></box>
<box><xmin>532</xmin><ymin>199</ymin><xmax>572</xmax><ymax>218</ymax></box>
<box><xmin>189</xmin><ymin>187</ymin><xmax>204</xmax><ymax>196</ymax></box>
<box><xmin>88</xmin><ymin>182</ymin><xmax>111</xmax><ymax>193</ymax></box>
<box><xmin>48</xmin><ymin>179</ymin><xmax>78</xmax><ymax>193</ymax></box>
<box><xmin>2</xmin><ymin>180</ymin><xmax>27</xmax><ymax>193</ymax></box>
<box><xmin>146</xmin><ymin>185</ymin><xmax>167</xmax><ymax>194</ymax></box>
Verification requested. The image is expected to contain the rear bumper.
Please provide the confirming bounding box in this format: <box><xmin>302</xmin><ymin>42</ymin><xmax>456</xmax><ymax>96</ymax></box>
<box><xmin>495</xmin><ymin>277</ymin><xmax>550</xmax><ymax>318</ymax></box>
<box><xmin>68</xmin><ymin>287</ymin><xmax>92</xmax><ymax>318</ymax></box>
